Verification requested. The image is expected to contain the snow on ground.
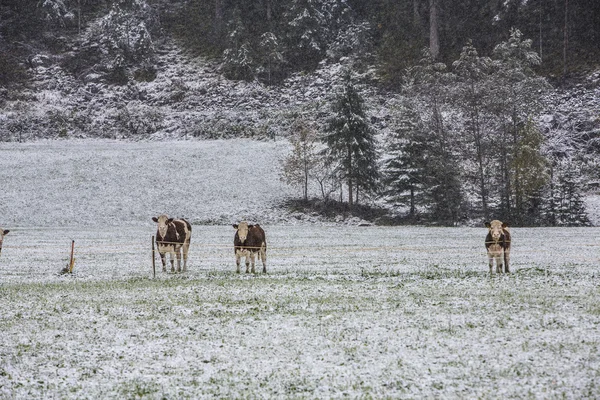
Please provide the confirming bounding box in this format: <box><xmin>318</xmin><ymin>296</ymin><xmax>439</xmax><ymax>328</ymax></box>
<box><xmin>0</xmin><ymin>225</ymin><xmax>599</xmax><ymax>398</ymax></box>
<box><xmin>1</xmin><ymin>140</ymin><xmax>599</xmax><ymax>398</ymax></box>
<box><xmin>0</xmin><ymin>139</ymin><xmax>294</xmax><ymax>228</ymax></box>
<box><xmin>585</xmin><ymin>193</ymin><xmax>600</xmax><ymax>226</ymax></box>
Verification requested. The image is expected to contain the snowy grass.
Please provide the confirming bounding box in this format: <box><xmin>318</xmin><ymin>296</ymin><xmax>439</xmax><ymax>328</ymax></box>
<box><xmin>1</xmin><ymin>140</ymin><xmax>599</xmax><ymax>398</ymax></box>
<box><xmin>1</xmin><ymin>225</ymin><xmax>599</xmax><ymax>398</ymax></box>
<box><xmin>0</xmin><ymin>139</ymin><xmax>293</xmax><ymax>228</ymax></box>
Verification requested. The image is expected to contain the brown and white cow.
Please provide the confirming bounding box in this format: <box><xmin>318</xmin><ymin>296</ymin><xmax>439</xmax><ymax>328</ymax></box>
<box><xmin>233</xmin><ymin>222</ymin><xmax>267</xmax><ymax>273</ymax></box>
<box><xmin>0</xmin><ymin>228</ymin><xmax>9</xmax><ymax>257</ymax></box>
<box><xmin>152</xmin><ymin>215</ymin><xmax>192</xmax><ymax>273</ymax></box>
<box><xmin>485</xmin><ymin>220</ymin><xmax>511</xmax><ymax>273</ymax></box>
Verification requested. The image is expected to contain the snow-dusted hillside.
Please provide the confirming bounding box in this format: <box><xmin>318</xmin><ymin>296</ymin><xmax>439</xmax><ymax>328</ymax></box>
<box><xmin>12</xmin><ymin>40</ymin><xmax>392</xmax><ymax>142</ymax></box>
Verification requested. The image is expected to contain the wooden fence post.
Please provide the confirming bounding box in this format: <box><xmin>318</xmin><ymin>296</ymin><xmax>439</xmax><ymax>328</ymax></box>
<box><xmin>69</xmin><ymin>240</ymin><xmax>75</xmax><ymax>273</ymax></box>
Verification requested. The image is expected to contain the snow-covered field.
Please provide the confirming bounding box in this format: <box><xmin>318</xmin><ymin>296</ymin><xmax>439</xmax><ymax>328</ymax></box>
<box><xmin>0</xmin><ymin>139</ymin><xmax>294</xmax><ymax>227</ymax></box>
<box><xmin>1</xmin><ymin>140</ymin><xmax>599</xmax><ymax>398</ymax></box>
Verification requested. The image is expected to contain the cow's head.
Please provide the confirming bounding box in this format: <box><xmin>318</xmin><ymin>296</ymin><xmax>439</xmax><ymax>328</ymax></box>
<box><xmin>233</xmin><ymin>221</ymin><xmax>253</xmax><ymax>243</ymax></box>
<box><xmin>0</xmin><ymin>229</ymin><xmax>9</xmax><ymax>256</ymax></box>
<box><xmin>485</xmin><ymin>220</ymin><xmax>507</xmax><ymax>242</ymax></box>
<box><xmin>152</xmin><ymin>215</ymin><xmax>173</xmax><ymax>239</ymax></box>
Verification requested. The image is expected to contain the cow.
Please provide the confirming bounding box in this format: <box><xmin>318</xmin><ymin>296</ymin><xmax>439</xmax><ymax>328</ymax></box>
<box><xmin>0</xmin><ymin>228</ymin><xmax>9</xmax><ymax>257</ymax></box>
<box><xmin>233</xmin><ymin>222</ymin><xmax>267</xmax><ymax>274</ymax></box>
<box><xmin>152</xmin><ymin>215</ymin><xmax>192</xmax><ymax>273</ymax></box>
<box><xmin>485</xmin><ymin>220</ymin><xmax>511</xmax><ymax>273</ymax></box>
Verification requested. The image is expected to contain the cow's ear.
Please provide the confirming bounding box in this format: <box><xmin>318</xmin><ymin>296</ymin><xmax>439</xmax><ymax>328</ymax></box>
<box><xmin>152</xmin><ymin>217</ymin><xmax>158</xmax><ymax>223</ymax></box>
<box><xmin>502</xmin><ymin>222</ymin><xmax>508</xmax><ymax>228</ymax></box>
<box><xmin>167</xmin><ymin>218</ymin><xmax>174</xmax><ymax>224</ymax></box>
<box><xmin>3</xmin><ymin>230</ymin><xmax>9</xmax><ymax>235</ymax></box>
<box><xmin>484</xmin><ymin>222</ymin><xmax>491</xmax><ymax>228</ymax></box>
<box><xmin>233</xmin><ymin>224</ymin><xmax>238</xmax><ymax>229</ymax></box>
<box><xmin>248</xmin><ymin>225</ymin><xmax>254</xmax><ymax>229</ymax></box>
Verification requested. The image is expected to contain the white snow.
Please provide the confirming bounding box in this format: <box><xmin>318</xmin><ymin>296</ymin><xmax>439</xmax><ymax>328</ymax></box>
<box><xmin>1</xmin><ymin>139</ymin><xmax>599</xmax><ymax>398</ymax></box>
<box><xmin>0</xmin><ymin>139</ymin><xmax>293</xmax><ymax>227</ymax></box>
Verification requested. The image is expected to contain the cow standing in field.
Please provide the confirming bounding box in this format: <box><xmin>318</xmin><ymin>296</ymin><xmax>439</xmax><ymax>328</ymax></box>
<box><xmin>0</xmin><ymin>228</ymin><xmax>9</xmax><ymax>257</ymax></box>
<box><xmin>233</xmin><ymin>222</ymin><xmax>267</xmax><ymax>273</ymax></box>
<box><xmin>152</xmin><ymin>215</ymin><xmax>192</xmax><ymax>273</ymax></box>
<box><xmin>485</xmin><ymin>220</ymin><xmax>511</xmax><ymax>273</ymax></box>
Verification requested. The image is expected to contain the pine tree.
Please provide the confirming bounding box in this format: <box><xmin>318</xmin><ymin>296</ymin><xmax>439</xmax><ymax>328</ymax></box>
<box><xmin>383</xmin><ymin>101</ymin><xmax>428</xmax><ymax>219</ymax></box>
<box><xmin>285</xmin><ymin>0</ymin><xmax>327</xmax><ymax>70</ymax></box>
<box><xmin>405</xmin><ymin>49</ymin><xmax>463</xmax><ymax>225</ymax></box>
<box><xmin>322</xmin><ymin>77</ymin><xmax>379</xmax><ymax>207</ymax></box>
<box><xmin>222</xmin><ymin>7</ymin><xmax>255</xmax><ymax>81</ymax></box>
<box><xmin>452</xmin><ymin>40</ymin><xmax>494</xmax><ymax>220</ymax></box>
<box><xmin>490</xmin><ymin>28</ymin><xmax>550</xmax><ymax>223</ymax></box>
<box><xmin>257</xmin><ymin>32</ymin><xmax>284</xmax><ymax>85</ymax></box>
<box><xmin>510</xmin><ymin>119</ymin><xmax>549</xmax><ymax>224</ymax></box>
<box><xmin>544</xmin><ymin>159</ymin><xmax>590</xmax><ymax>226</ymax></box>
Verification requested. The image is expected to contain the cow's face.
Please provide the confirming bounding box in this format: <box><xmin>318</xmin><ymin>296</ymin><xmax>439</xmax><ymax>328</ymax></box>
<box><xmin>233</xmin><ymin>221</ymin><xmax>250</xmax><ymax>242</ymax></box>
<box><xmin>485</xmin><ymin>220</ymin><xmax>507</xmax><ymax>241</ymax></box>
<box><xmin>0</xmin><ymin>229</ymin><xmax>9</xmax><ymax>255</ymax></box>
<box><xmin>153</xmin><ymin>215</ymin><xmax>173</xmax><ymax>239</ymax></box>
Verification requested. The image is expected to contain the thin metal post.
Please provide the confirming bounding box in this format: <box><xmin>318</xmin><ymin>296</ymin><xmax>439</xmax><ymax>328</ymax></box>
<box><xmin>152</xmin><ymin>235</ymin><xmax>156</xmax><ymax>278</ymax></box>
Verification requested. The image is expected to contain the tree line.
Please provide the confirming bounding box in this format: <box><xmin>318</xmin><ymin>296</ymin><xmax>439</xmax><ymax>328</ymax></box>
<box><xmin>282</xmin><ymin>30</ymin><xmax>590</xmax><ymax>226</ymax></box>
<box><xmin>2</xmin><ymin>1</ymin><xmax>599</xmax><ymax>87</ymax></box>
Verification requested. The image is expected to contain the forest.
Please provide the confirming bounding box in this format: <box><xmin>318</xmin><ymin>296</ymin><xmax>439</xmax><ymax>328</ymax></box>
<box><xmin>0</xmin><ymin>0</ymin><xmax>599</xmax><ymax>226</ymax></box>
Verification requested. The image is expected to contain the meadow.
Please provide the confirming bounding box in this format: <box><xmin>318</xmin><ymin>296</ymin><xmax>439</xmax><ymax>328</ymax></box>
<box><xmin>1</xmin><ymin>225</ymin><xmax>599</xmax><ymax>399</ymax></box>
<box><xmin>1</xmin><ymin>140</ymin><xmax>599</xmax><ymax>398</ymax></box>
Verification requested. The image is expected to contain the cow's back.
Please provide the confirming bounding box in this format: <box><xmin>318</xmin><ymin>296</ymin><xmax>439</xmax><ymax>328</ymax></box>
<box><xmin>174</xmin><ymin>219</ymin><xmax>192</xmax><ymax>244</ymax></box>
<box><xmin>502</xmin><ymin>228</ymin><xmax>511</xmax><ymax>250</ymax></box>
<box><xmin>247</xmin><ymin>224</ymin><xmax>266</xmax><ymax>251</ymax></box>
<box><xmin>157</xmin><ymin>219</ymin><xmax>191</xmax><ymax>245</ymax></box>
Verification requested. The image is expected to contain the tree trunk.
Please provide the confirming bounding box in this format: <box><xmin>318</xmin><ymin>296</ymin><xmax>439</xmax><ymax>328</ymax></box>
<box><xmin>413</xmin><ymin>0</ymin><xmax>421</xmax><ymax>28</ymax></box>
<box><xmin>429</xmin><ymin>0</ymin><xmax>440</xmax><ymax>59</ymax></box>
<box><xmin>563</xmin><ymin>0</ymin><xmax>569</xmax><ymax>76</ymax></box>
<box><xmin>538</xmin><ymin>0</ymin><xmax>543</xmax><ymax>62</ymax></box>
<box><xmin>266</xmin><ymin>0</ymin><xmax>272</xmax><ymax>22</ymax></box>
<box><xmin>470</xmin><ymin>95</ymin><xmax>489</xmax><ymax>220</ymax></box>
<box><xmin>410</xmin><ymin>187</ymin><xmax>416</xmax><ymax>217</ymax></box>
<box><xmin>347</xmin><ymin>148</ymin><xmax>353</xmax><ymax>207</ymax></box>
<box><xmin>214</xmin><ymin>0</ymin><xmax>224</xmax><ymax>46</ymax></box>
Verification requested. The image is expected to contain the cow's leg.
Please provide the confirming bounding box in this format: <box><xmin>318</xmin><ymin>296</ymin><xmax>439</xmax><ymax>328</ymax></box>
<box><xmin>260</xmin><ymin>244</ymin><xmax>267</xmax><ymax>273</ymax></box>
<box><xmin>249</xmin><ymin>251</ymin><xmax>256</xmax><ymax>274</ymax></box>
<box><xmin>175</xmin><ymin>245</ymin><xmax>182</xmax><ymax>272</ymax></box>
<box><xmin>488</xmin><ymin>253</ymin><xmax>494</xmax><ymax>273</ymax></box>
<box><xmin>496</xmin><ymin>254</ymin><xmax>502</xmax><ymax>274</ymax></box>
<box><xmin>235</xmin><ymin>250</ymin><xmax>241</xmax><ymax>273</ymax></box>
<box><xmin>245</xmin><ymin>252</ymin><xmax>251</xmax><ymax>273</ymax></box>
<box><xmin>182</xmin><ymin>241</ymin><xmax>190</xmax><ymax>272</ymax></box>
<box><xmin>504</xmin><ymin>249</ymin><xmax>510</xmax><ymax>273</ymax></box>
<box><xmin>159</xmin><ymin>252</ymin><xmax>167</xmax><ymax>272</ymax></box>
<box><xmin>169</xmin><ymin>249</ymin><xmax>175</xmax><ymax>272</ymax></box>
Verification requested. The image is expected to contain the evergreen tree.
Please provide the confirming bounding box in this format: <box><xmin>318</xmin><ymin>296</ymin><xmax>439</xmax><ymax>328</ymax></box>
<box><xmin>452</xmin><ymin>40</ymin><xmax>494</xmax><ymax>220</ymax></box>
<box><xmin>322</xmin><ymin>77</ymin><xmax>379</xmax><ymax>207</ymax></box>
<box><xmin>405</xmin><ymin>49</ymin><xmax>463</xmax><ymax>225</ymax></box>
<box><xmin>285</xmin><ymin>0</ymin><xmax>327</xmax><ymax>70</ymax></box>
<box><xmin>257</xmin><ymin>32</ymin><xmax>284</xmax><ymax>85</ymax></box>
<box><xmin>511</xmin><ymin>119</ymin><xmax>549</xmax><ymax>225</ymax></box>
<box><xmin>222</xmin><ymin>7</ymin><xmax>255</xmax><ymax>81</ymax></box>
<box><xmin>383</xmin><ymin>101</ymin><xmax>428</xmax><ymax>219</ymax></box>
<box><xmin>490</xmin><ymin>28</ymin><xmax>550</xmax><ymax>223</ymax></box>
<box><xmin>544</xmin><ymin>159</ymin><xmax>590</xmax><ymax>226</ymax></box>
